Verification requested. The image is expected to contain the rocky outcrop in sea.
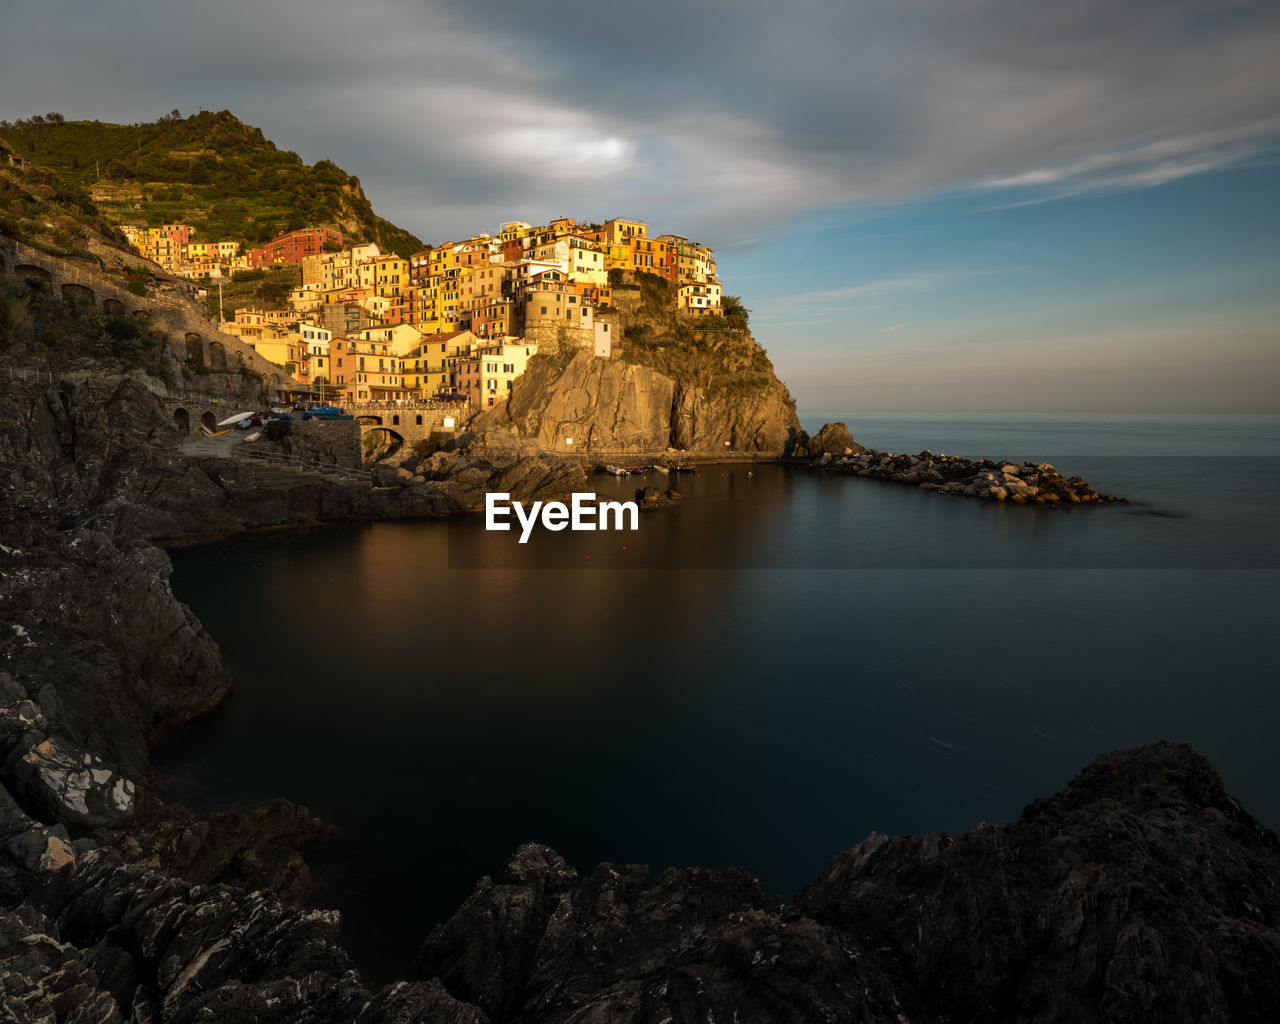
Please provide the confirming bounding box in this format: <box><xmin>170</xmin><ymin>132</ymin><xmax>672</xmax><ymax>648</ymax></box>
<box><xmin>809</xmin><ymin>433</ymin><xmax>1125</xmax><ymax>505</ymax></box>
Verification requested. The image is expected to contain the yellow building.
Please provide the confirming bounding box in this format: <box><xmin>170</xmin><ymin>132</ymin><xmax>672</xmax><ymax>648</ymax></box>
<box><xmin>603</xmin><ymin>218</ymin><xmax>647</xmax><ymax>246</ymax></box>
<box><xmin>414</xmin><ymin>329</ymin><xmax>478</xmax><ymax>392</ymax></box>
<box><xmin>373</xmin><ymin>256</ymin><xmax>409</xmax><ymax>299</ymax></box>
<box><xmin>567</xmin><ymin>240</ymin><xmax>608</xmax><ymax>285</ymax></box>
<box><xmin>458</xmin><ymin>340</ymin><xmax>539</xmax><ymax>408</ymax></box>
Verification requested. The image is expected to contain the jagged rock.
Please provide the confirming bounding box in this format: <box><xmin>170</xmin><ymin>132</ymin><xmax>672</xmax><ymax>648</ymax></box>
<box><xmin>806</xmin><ymin>421</ymin><xmax>864</xmax><ymax>456</ymax></box>
<box><xmin>7</xmin><ymin>735</ymin><xmax>135</xmax><ymax>830</ymax></box>
<box><xmin>0</xmin><ymin>699</ymin><xmax>46</xmax><ymax>757</ymax></box>
<box><xmin>814</xmin><ymin>447</ymin><xmax>1124</xmax><ymax>505</ymax></box>
<box><xmin>634</xmin><ymin>486</ymin><xmax>667</xmax><ymax>508</ymax></box>
<box><xmin>400</xmin><ymin>743</ymin><xmax>1280</xmax><ymax>1024</ymax></box>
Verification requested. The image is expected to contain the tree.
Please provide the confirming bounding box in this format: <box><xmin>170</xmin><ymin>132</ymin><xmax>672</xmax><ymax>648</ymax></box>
<box><xmin>255</xmin><ymin>280</ymin><xmax>285</xmax><ymax>306</ymax></box>
<box><xmin>721</xmin><ymin>295</ymin><xmax>750</xmax><ymax>329</ymax></box>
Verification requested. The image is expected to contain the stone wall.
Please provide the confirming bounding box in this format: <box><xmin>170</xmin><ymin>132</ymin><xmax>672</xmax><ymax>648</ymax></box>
<box><xmin>1</xmin><ymin>237</ymin><xmax>301</xmax><ymax>395</ymax></box>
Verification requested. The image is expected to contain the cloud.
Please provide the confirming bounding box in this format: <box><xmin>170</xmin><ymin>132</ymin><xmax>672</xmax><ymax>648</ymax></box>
<box><xmin>1</xmin><ymin>0</ymin><xmax>1277</xmax><ymax>244</ymax></box>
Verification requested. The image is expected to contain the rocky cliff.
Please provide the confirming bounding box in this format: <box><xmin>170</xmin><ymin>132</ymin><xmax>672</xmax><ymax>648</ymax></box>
<box><xmin>482</xmin><ymin>275</ymin><xmax>803</xmax><ymax>454</ymax></box>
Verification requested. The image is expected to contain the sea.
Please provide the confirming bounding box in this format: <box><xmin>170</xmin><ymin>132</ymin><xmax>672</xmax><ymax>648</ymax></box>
<box><xmin>153</xmin><ymin>413</ymin><xmax>1280</xmax><ymax>980</ymax></box>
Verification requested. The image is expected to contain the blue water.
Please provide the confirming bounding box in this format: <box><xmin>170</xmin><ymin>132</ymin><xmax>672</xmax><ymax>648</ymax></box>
<box><xmin>155</xmin><ymin>414</ymin><xmax>1280</xmax><ymax>980</ymax></box>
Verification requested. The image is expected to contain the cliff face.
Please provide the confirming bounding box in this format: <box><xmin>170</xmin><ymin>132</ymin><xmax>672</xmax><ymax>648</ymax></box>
<box><xmin>484</xmin><ymin>351</ymin><xmax>676</xmax><ymax>450</ymax></box>
<box><xmin>479</xmin><ymin>271</ymin><xmax>802</xmax><ymax>454</ymax></box>
<box><xmin>485</xmin><ymin>348</ymin><xmax>801</xmax><ymax>454</ymax></box>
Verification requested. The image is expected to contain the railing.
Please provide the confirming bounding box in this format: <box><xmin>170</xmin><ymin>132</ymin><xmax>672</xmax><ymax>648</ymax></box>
<box><xmin>184</xmin><ymin>438</ymin><xmax>371</xmax><ymax>483</ymax></box>
<box><xmin>0</xmin><ymin>365</ymin><xmax>96</xmax><ymax>386</ymax></box>
<box><xmin>0</xmin><ymin>365</ymin><xmax>263</xmax><ymax>407</ymax></box>
<box><xmin>233</xmin><ymin>446</ymin><xmax>371</xmax><ymax>483</ymax></box>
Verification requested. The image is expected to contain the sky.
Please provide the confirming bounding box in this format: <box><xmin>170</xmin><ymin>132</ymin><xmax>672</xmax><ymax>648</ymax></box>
<box><xmin>2</xmin><ymin>0</ymin><xmax>1277</xmax><ymax>412</ymax></box>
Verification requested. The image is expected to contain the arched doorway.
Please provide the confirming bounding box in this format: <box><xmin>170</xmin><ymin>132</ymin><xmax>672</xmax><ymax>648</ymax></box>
<box><xmin>173</xmin><ymin>408</ymin><xmax>190</xmax><ymax>434</ymax></box>
<box><xmin>207</xmin><ymin>340</ymin><xmax>227</xmax><ymax>371</ymax></box>
<box><xmin>201</xmin><ymin>411</ymin><xmax>217</xmax><ymax>432</ymax></box>
<box><xmin>61</xmin><ymin>283</ymin><xmax>95</xmax><ymax>306</ymax></box>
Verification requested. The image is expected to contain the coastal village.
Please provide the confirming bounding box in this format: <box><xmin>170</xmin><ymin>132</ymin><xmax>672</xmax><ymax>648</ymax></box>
<box><xmin>119</xmin><ymin>217</ymin><xmax>724</xmax><ymax>409</ymax></box>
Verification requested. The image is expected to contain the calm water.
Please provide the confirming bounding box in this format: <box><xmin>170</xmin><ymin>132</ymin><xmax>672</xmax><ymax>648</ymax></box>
<box><xmin>155</xmin><ymin>414</ymin><xmax>1280</xmax><ymax>980</ymax></box>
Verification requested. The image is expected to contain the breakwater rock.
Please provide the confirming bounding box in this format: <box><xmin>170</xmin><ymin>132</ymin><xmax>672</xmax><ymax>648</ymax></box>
<box><xmin>817</xmin><ymin>447</ymin><xmax>1126</xmax><ymax>505</ymax></box>
<box><xmin>381</xmin><ymin>429</ymin><xmax>587</xmax><ymax>512</ymax></box>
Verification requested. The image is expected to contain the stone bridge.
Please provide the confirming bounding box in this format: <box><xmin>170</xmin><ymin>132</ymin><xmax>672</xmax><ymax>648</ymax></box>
<box><xmin>0</xmin><ymin>237</ymin><xmax>301</xmax><ymax>396</ymax></box>
<box><xmin>346</xmin><ymin>403</ymin><xmax>470</xmax><ymax>448</ymax></box>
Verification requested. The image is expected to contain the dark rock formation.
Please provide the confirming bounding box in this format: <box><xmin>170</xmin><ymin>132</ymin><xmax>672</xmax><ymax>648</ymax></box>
<box><xmin>819</xmin><ymin>448</ymin><xmax>1125</xmax><ymax>505</ymax></box>
<box><xmin>0</xmin><ymin>740</ymin><xmax>1275</xmax><ymax>1022</ymax></box>
<box><xmin>789</xmin><ymin>420</ymin><xmax>864</xmax><ymax>458</ymax></box>
<box><xmin>390</xmin><ymin>429</ymin><xmax>588</xmax><ymax>511</ymax></box>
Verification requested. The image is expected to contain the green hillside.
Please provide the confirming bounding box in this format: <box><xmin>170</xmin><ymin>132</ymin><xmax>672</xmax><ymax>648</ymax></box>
<box><xmin>0</xmin><ymin>110</ymin><xmax>423</xmax><ymax>258</ymax></box>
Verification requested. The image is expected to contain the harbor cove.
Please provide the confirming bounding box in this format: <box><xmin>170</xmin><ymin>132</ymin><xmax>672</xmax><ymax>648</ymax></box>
<box><xmin>4</xmin><ymin>19</ymin><xmax>1280</xmax><ymax>1010</ymax></box>
<box><xmin>154</xmin><ymin>413</ymin><xmax>1280</xmax><ymax>977</ymax></box>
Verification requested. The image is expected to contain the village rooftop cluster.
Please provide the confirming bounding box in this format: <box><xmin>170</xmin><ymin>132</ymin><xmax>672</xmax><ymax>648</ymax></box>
<box><xmin>120</xmin><ymin>217</ymin><xmax>723</xmax><ymax>407</ymax></box>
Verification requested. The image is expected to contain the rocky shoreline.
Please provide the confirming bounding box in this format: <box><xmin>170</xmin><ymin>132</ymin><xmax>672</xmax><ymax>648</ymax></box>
<box><xmin>798</xmin><ymin>423</ymin><xmax>1125</xmax><ymax>505</ymax></box>
<box><xmin>1</xmin><ymin>375</ymin><xmax>1274</xmax><ymax>1022</ymax></box>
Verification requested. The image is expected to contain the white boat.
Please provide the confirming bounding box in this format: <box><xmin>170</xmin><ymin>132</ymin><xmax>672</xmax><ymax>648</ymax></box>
<box><xmin>602</xmin><ymin>464</ymin><xmax>629</xmax><ymax>476</ymax></box>
<box><xmin>216</xmin><ymin>410</ymin><xmax>255</xmax><ymax>427</ymax></box>
<box><xmin>650</xmin><ymin>464</ymin><xmax>670</xmax><ymax>475</ymax></box>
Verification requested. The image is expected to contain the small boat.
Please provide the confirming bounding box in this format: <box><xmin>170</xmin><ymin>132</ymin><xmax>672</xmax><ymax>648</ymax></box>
<box><xmin>669</xmin><ymin>464</ymin><xmax>694</xmax><ymax>473</ymax></box>
<box><xmin>649</xmin><ymin>464</ymin><xmax>670</xmax><ymax>475</ymax></box>
<box><xmin>628</xmin><ymin>467</ymin><xmax>646</xmax><ymax>475</ymax></box>
<box><xmin>235</xmin><ymin>418</ymin><xmax>253</xmax><ymax>429</ymax></box>
<box><xmin>216</xmin><ymin>410</ymin><xmax>255</xmax><ymax>428</ymax></box>
<box><xmin>601</xmin><ymin>464</ymin><xmax>629</xmax><ymax>477</ymax></box>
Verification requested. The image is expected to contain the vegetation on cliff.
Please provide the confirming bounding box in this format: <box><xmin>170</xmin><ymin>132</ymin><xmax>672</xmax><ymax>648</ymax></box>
<box><xmin>496</xmin><ymin>270</ymin><xmax>800</xmax><ymax>452</ymax></box>
<box><xmin>0</xmin><ymin>110</ymin><xmax>423</xmax><ymax>257</ymax></box>
<box><xmin>0</xmin><ymin>135</ymin><xmax>127</xmax><ymax>256</ymax></box>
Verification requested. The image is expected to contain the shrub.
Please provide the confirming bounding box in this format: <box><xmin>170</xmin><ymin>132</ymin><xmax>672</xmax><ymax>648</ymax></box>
<box><xmin>127</xmin><ymin>277</ymin><xmax>147</xmax><ymax>296</ymax></box>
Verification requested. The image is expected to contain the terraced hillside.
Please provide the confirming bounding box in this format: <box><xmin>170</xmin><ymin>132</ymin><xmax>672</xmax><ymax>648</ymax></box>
<box><xmin>0</xmin><ymin>110</ymin><xmax>423</xmax><ymax>257</ymax></box>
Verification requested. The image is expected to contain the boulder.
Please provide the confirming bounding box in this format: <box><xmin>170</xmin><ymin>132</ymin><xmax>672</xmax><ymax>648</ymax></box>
<box><xmin>7</xmin><ymin>735</ymin><xmax>135</xmax><ymax>830</ymax></box>
<box><xmin>807</xmin><ymin>422</ymin><xmax>864</xmax><ymax>456</ymax></box>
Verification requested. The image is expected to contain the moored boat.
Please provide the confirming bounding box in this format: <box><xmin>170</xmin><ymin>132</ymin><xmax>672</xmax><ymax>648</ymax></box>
<box><xmin>601</xmin><ymin>464</ymin><xmax>629</xmax><ymax>476</ymax></box>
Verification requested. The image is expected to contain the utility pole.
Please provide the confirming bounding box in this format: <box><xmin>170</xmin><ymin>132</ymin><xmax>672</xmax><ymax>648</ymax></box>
<box><xmin>218</xmin><ymin>278</ymin><xmax>223</xmax><ymax>323</ymax></box>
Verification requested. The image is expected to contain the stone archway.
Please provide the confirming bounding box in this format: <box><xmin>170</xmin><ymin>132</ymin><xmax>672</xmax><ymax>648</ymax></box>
<box><xmin>185</xmin><ymin>334</ymin><xmax>204</xmax><ymax>365</ymax></box>
<box><xmin>173</xmin><ymin>408</ymin><xmax>191</xmax><ymax>434</ymax></box>
<box><xmin>362</xmin><ymin>427</ymin><xmax>405</xmax><ymax>461</ymax></box>
<box><xmin>102</xmin><ymin>298</ymin><xmax>126</xmax><ymax>316</ymax></box>
<box><xmin>132</xmin><ymin>309</ymin><xmax>152</xmax><ymax>326</ymax></box>
<box><xmin>201</xmin><ymin>411</ymin><xmax>217</xmax><ymax>432</ymax></box>
<box><xmin>355</xmin><ymin>414</ymin><xmax>383</xmax><ymax>426</ymax></box>
<box><xmin>14</xmin><ymin>264</ymin><xmax>51</xmax><ymax>288</ymax></box>
<box><xmin>207</xmin><ymin>340</ymin><xmax>227</xmax><ymax>371</ymax></box>
<box><xmin>61</xmin><ymin>283</ymin><xmax>95</xmax><ymax>306</ymax></box>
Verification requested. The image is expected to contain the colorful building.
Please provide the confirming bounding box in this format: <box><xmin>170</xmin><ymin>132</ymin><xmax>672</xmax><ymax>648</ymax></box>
<box><xmin>249</xmin><ymin>227</ymin><xmax>344</xmax><ymax>268</ymax></box>
<box><xmin>457</xmin><ymin>341</ymin><xmax>539</xmax><ymax>408</ymax></box>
